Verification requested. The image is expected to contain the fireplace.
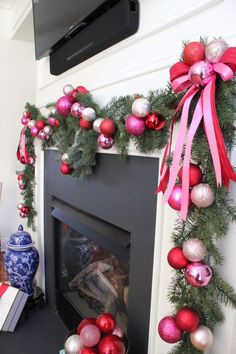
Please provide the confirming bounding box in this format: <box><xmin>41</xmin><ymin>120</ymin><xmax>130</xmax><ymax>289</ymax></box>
<box><xmin>44</xmin><ymin>150</ymin><xmax>159</xmax><ymax>353</ymax></box>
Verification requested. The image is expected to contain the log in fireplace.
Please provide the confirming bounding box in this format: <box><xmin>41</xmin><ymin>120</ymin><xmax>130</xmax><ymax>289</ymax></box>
<box><xmin>44</xmin><ymin>150</ymin><xmax>159</xmax><ymax>353</ymax></box>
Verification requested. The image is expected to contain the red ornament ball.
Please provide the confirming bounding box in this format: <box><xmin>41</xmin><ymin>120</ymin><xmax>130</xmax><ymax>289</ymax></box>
<box><xmin>145</xmin><ymin>113</ymin><xmax>165</xmax><ymax>131</ymax></box>
<box><xmin>96</xmin><ymin>313</ymin><xmax>116</xmax><ymax>334</ymax></box>
<box><xmin>183</xmin><ymin>41</ymin><xmax>206</xmax><ymax>66</ymax></box>
<box><xmin>178</xmin><ymin>164</ymin><xmax>203</xmax><ymax>187</ymax></box>
<box><xmin>80</xmin><ymin>118</ymin><xmax>93</xmax><ymax>130</ymax></box>
<box><xmin>76</xmin><ymin>85</ymin><xmax>89</xmax><ymax>94</ymax></box>
<box><xmin>70</xmin><ymin>89</ymin><xmax>79</xmax><ymax>102</ymax></box>
<box><xmin>158</xmin><ymin>316</ymin><xmax>182</xmax><ymax>343</ymax></box>
<box><xmin>54</xmin><ymin>119</ymin><xmax>60</xmax><ymax>128</ymax></box>
<box><xmin>60</xmin><ymin>163</ymin><xmax>71</xmax><ymax>175</ymax></box>
<box><xmin>81</xmin><ymin>348</ymin><xmax>98</xmax><ymax>354</ymax></box>
<box><xmin>77</xmin><ymin>318</ymin><xmax>97</xmax><ymax>335</ymax></box>
<box><xmin>36</xmin><ymin>120</ymin><xmax>46</xmax><ymax>130</ymax></box>
<box><xmin>97</xmin><ymin>335</ymin><xmax>125</xmax><ymax>354</ymax></box>
<box><xmin>167</xmin><ymin>246</ymin><xmax>188</xmax><ymax>269</ymax></box>
<box><xmin>176</xmin><ymin>307</ymin><xmax>200</xmax><ymax>332</ymax></box>
<box><xmin>17</xmin><ymin>174</ymin><xmax>24</xmax><ymax>180</ymax></box>
<box><xmin>21</xmin><ymin>206</ymin><xmax>29</xmax><ymax>214</ymax></box>
<box><xmin>100</xmin><ymin>119</ymin><xmax>116</xmax><ymax>137</ymax></box>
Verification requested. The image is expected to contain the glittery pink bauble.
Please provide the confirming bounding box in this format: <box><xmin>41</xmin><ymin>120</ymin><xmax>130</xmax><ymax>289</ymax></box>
<box><xmin>31</xmin><ymin>126</ymin><xmax>39</xmax><ymax>137</ymax></box>
<box><xmin>189</xmin><ymin>61</ymin><xmax>214</xmax><ymax>86</ymax></box>
<box><xmin>21</xmin><ymin>116</ymin><xmax>30</xmax><ymax>125</ymax></box>
<box><xmin>125</xmin><ymin>115</ymin><xmax>146</xmax><ymax>136</ymax></box>
<box><xmin>56</xmin><ymin>96</ymin><xmax>72</xmax><ymax>116</ymax></box>
<box><xmin>168</xmin><ymin>184</ymin><xmax>191</xmax><ymax>211</ymax></box>
<box><xmin>205</xmin><ymin>38</ymin><xmax>228</xmax><ymax>63</ymax></box>
<box><xmin>71</xmin><ymin>102</ymin><xmax>84</xmax><ymax>117</ymax></box>
<box><xmin>191</xmin><ymin>183</ymin><xmax>215</xmax><ymax>208</ymax></box>
<box><xmin>183</xmin><ymin>238</ymin><xmax>206</xmax><ymax>262</ymax></box>
<box><xmin>48</xmin><ymin>117</ymin><xmax>56</xmax><ymax>126</ymax></box>
<box><xmin>80</xmin><ymin>324</ymin><xmax>101</xmax><ymax>347</ymax></box>
<box><xmin>158</xmin><ymin>316</ymin><xmax>182</xmax><ymax>343</ymax></box>
<box><xmin>98</xmin><ymin>134</ymin><xmax>114</xmax><ymax>149</ymax></box>
<box><xmin>185</xmin><ymin>262</ymin><xmax>212</xmax><ymax>287</ymax></box>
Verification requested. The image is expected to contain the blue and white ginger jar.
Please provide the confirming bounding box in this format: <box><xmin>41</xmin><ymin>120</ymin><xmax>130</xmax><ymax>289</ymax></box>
<box><xmin>4</xmin><ymin>225</ymin><xmax>39</xmax><ymax>296</ymax></box>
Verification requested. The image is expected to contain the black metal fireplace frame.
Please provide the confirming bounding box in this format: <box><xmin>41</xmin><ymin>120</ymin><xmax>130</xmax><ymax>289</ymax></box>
<box><xmin>44</xmin><ymin>150</ymin><xmax>159</xmax><ymax>354</ymax></box>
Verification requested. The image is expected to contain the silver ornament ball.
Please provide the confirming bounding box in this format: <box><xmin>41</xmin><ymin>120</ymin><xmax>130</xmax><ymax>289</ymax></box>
<box><xmin>63</xmin><ymin>84</ymin><xmax>74</xmax><ymax>97</ymax></box>
<box><xmin>61</xmin><ymin>153</ymin><xmax>69</xmax><ymax>164</ymax></box>
<box><xmin>183</xmin><ymin>238</ymin><xmax>206</xmax><ymax>262</ymax></box>
<box><xmin>191</xmin><ymin>183</ymin><xmax>215</xmax><ymax>208</ymax></box>
<box><xmin>64</xmin><ymin>334</ymin><xmax>83</xmax><ymax>354</ymax></box>
<box><xmin>27</xmin><ymin>120</ymin><xmax>36</xmax><ymax>129</ymax></box>
<box><xmin>132</xmin><ymin>98</ymin><xmax>151</xmax><ymax>118</ymax></box>
<box><xmin>190</xmin><ymin>326</ymin><xmax>213</xmax><ymax>350</ymax></box>
<box><xmin>93</xmin><ymin>118</ymin><xmax>104</xmax><ymax>133</ymax></box>
<box><xmin>82</xmin><ymin>107</ymin><xmax>96</xmax><ymax>121</ymax></box>
<box><xmin>43</xmin><ymin>125</ymin><xmax>53</xmax><ymax>136</ymax></box>
<box><xmin>205</xmin><ymin>38</ymin><xmax>228</xmax><ymax>63</ymax></box>
<box><xmin>49</xmin><ymin>106</ymin><xmax>57</xmax><ymax>116</ymax></box>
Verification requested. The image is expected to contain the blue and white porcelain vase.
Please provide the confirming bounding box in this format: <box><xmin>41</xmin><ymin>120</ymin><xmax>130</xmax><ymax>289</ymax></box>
<box><xmin>4</xmin><ymin>225</ymin><xmax>39</xmax><ymax>296</ymax></box>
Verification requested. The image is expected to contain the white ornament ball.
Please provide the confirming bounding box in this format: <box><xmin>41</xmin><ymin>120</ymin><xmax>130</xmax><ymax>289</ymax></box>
<box><xmin>17</xmin><ymin>203</ymin><xmax>24</xmax><ymax>210</ymax></box>
<box><xmin>190</xmin><ymin>326</ymin><xmax>213</xmax><ymax>350</ymax></box>
<box><xmin>64</xmin><ymin>334</ymin><xmax>83</xmax><ymax>354</ymax></box>
<box><xmin>49</xmin><ymin>106</ymin><xmax>57</xmax><ymax>116</ymax></box>
<box><xmin>61</xmin><ymin>153</ymin><xmax>69</xmax><ymax>164</ymax></box>
<box><xmin>191</xmin><ymin>183</ymin><xmax>215</xmax><ymax>208</ymax></box>
<box><xmin>27</xmin><ymin>120</ymin><xmax>36</xmax><ymax>129</ymax></box>
<box><xmin>132</xmin><ymin>97</ymin><xmax>151</xmax><ymax>118</ymax></box>
<box><xmin>183</xmin><ymin>238</ymin><xmax>206</xmax><ymax>262</ymax></box>
<box><xmin>205</xmin><ymin>38</ymin><xmax>228</xmax><ymax>63</ymax></box>
<box><xmin>43</xmin><ymin>125</ymin><xmax>53</xmax><ymax>136</ymax></box>
<box><xmin>63</xmin><ymin>84</ymin><xmax>74</xmax><ymax>97</ymax></box>
<box><xmin>93</xmin><ymin>118</ymin><xmax>104</xmax><ymax>133</ymax></box>
<box><xmin>82</xmin><ymin>107</ymin><xmax>96</xmax><ymax>121</ymax></box>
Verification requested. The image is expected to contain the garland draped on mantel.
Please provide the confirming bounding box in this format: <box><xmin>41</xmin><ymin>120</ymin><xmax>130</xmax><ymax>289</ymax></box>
<box><xmin>16</xmin><ymin>38</ymin><xmax>236</xmax><ymax>354</ymax></box>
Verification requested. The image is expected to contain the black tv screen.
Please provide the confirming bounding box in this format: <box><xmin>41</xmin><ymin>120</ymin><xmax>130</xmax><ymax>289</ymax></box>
<box><xmin>32</xmin><ymin>0</ymin><xmax>107</xmax><ymax>59</ymax></box>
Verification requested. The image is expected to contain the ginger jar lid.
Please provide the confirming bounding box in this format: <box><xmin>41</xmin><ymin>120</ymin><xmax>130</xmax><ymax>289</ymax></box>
<box><xmin>7</xmin><ymin>225</ymin><xmax>34</xmax><ymax>250</ymax></box>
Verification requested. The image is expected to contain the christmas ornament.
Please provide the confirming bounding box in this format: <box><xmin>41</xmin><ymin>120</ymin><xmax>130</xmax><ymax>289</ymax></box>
<box><xmin>17</xmin><ymin>203</ymin><xmax>24</xmax><ymax>210</ymax></box>
<box><xmin>71</xmin><ymin>102</ymin><xmax>84</xmax><ymax>118</ymax></box>
<box><xmin>80</xmin><ymin>348</ymin><xmax>97</xmax><ymax>354</ymax></box>
<box><xmin>93</xmin><ymin>118</ymin><xmax>104</xmax><ymax>133</ymax></box>
<box><xmin>56</xmin><ymin>96</ymin><xmax>72</xmax><ymax>116</ymax></box>
<box><xmin>21</xmin><ymin>206</ymin><xmax>29</xmax><ymax>214</ymax></box>
<box><xmin>31</xmin><ymin>126</ymin><xmax>39</xmax><ymax>137</ymax></box>
<box><xmin>70</xmin><ymin>89</ymin><xmax>79</xmax><ymax>102</ymax></box>
<box><xmin>63</xmin><ymin>84</ymin><xmax>74</xmax><ymax>97</ymax></box>
<box><xmin>178</xmin><ymin>164</ymin><xmax>202</xmax><ymax>187</ymax></box>
<box><xmin>21</xmin><ymin>116</ymin><xmax>30</xmax><ymax>125</ymax></box>
<box><xmin>54</xmin><ymin>119</ymin><xmax>60</xmax><ymax>127</ymax></box>
<box><xmin>183</xmin><ymin>238</ymin><xmax>206</xmax><ymax>262</ymax></box>
<box><xmin>167</xmin><ymin>246</ymin><xmax>188</xmax><ymax>269</ymax></box>
<box><xmin>205</xmin><ymin>38</ymin><xmax>228</xmax><ymax>63</ymax></box>
<box><xmin>96</xmin><ymin>313</ymin><xmax>116</xmax><ymax>334</ymax></box>
<box><xmin>112</xmin><ymin>325</ymin><xmax>124</xmax><ymax>339</ymax></box>
<box><xmin>98</xmin><ymin>134</ymin><xmax>114</xmax><ymax>149</ymax></box>
<box><xmin>191</xmin><ymin>183</ymin><xmax>215</xmax><ymax>208</ymax></box>
<box><xmin>100</xmin><ymin>119</ymin><xmax>116</xmax><ymax>137</ymax></box>
<box><xmin>185</xmin><ymin>262</ymin><xmax>212</xmax><ymax>287</ymax></box>
<box><xmin>190</xmin><ymin>325</ymin><xmax>213</xmax><ymax>350</ymax></box>
<box><xmin>82</xmin><ymin>107</ymin><xmax>96</xmax><ymax>121</ymax></box>
<box><xmin>27</xmin><ymin>120</ymin><xmax>36</xmax><ymax>129</ymax></box>
<box><xmin>49</xmin><ymin>106</ymin><xmax>57</xmax><ymax>116</ymax></box>
<box><xmin>23</xmin><ymin>110</ymin><xmax>31</xmax><ymax>118</ymax></box>
<box><xmin>76</xmin><ymin>85</ymin><xmax>89</xmax><ymax>94</ymax></box>
<box><xmin>17</xmin><ymin>174</ymin><xmax>24</xmax><ymax>180</ymax></box>
<box><xmin>175</xmin><ymin>307</ymin><xmax>200</xmax><ymax>332</ymax></box>
<box><xmin>188</xmin><ymin>61</ymin><xmax>214</xmax><ymax>86</ymax></box>
<box><xmin>80</xmin><ymin>324</ymin><xmax>101</xmax><ymax>347</ymax></box>
<box><xmin>60</xmin><ymin>163</ymin><xmax>71</xmax><ymax>175</ymax></box>
<box><xmin>183</xmin><ymin>41</ymin><xmax>205</xmax><ymax>66</ymax></box>
<box><xmin>80</xmin><ymin>118</ymin><xmax>93</xmax><ymax>130</ymax></box>
<box><xmin>168</xmin><ymin>184</ymin><xmax>190</xmax><ymax>211</ymax></box>
<box><xmin>132</xmin><ymin>97</ymin><xmax>150</xmax><ymax>118</ymax></box>
<box><xmin>97</xmin><ymin>335</ymin><xmax>125</xmax><ymax>354</ymax></box>
<box><xmin>61</xmin><ymin>153</ymin><xmax>69</xmax><ymax>164</ymax></box>
<box><xmin>20</xmin><ymin>211</ymin><xmax>27</xmax><ymax>218</ymax></box>
<box><xmin>64</xmin><ymin>334</ymin><xmax>83</xmax><ymax>354</ymax></box>
<box><xmin>48</xmin><ymin>117</ymin><xmax>56</xmax><ymax>126</ymax></box>
<box><xmin>145</xmin><ymin>112</ymin><xmax>165</xmax><ymax>131</ymax></box>
<box><xmin>158</xmin><ymin>316</ymin><xmax>182</xmax><ymax>343</ymax></box>
<box><xmin>43</xmin><ymin>125</ymin><xmax>53</xmax><ymax>136</ymax></box>
<box><xmin>77</xmin><ymin>318</ymin><xmax>97</xmax><ymax>335</ymax></box>
<box><xmin>125</xmin><ymin>115</ymin><xmax>146</xmax><ymax>136</ymax></box>
<box><xmin>37</xmin><ymin>130</ymin><xmax>46</xmax><ymax>140</ymax></box>
<box><xmin>36</xmin><ymin>120</ymin><xmax>46</xmax><ymax>130</ymax></box>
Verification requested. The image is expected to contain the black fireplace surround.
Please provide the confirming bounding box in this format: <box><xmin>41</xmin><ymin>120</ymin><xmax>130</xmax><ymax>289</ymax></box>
<box><xmin>44</xmin><ymin>150</ymin><xmax>159</xmax><ymax>353</ymax></box>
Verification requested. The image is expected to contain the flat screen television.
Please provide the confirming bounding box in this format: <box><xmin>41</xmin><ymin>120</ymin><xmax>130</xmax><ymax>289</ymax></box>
<box><xmin>32</xmin><ymin>0</ymin><xmax>139</xmax><ymax>75</ymax></box>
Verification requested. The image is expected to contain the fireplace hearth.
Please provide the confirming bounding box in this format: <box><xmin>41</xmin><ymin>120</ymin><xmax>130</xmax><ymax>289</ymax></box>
<box><xmin>44</xmin><ymin>150</ymin><xmax>159</xmax><ymax>353</ymax></box>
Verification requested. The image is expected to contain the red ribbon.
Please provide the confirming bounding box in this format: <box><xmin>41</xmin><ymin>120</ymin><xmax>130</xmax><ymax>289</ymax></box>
<box><xmin>157</xmin><ymin>47</ymin><xmax>236</xmax><ymax>220</ymax></box>
<box><xmin>17</xmin><ymin>126</ymin><xmax>31</xmax><ymax>165</ymax></box>
<box><xmin>0</xmin><ymin>283</ymin><xmax>9</xmax><ymax>297</ymax></box>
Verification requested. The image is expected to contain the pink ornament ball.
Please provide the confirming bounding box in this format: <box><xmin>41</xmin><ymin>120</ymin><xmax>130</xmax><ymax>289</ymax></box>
<box><xmin>98</xmin><ymin>134</ymin><xmax>114</xmax><ymax>149</ymax></box>
<box><xmin>168</xmin><ymin>184</ymin><xmax>191</xmax><ymax>211</ymax></box>
<box><xmin>185</xmin><ymin>262</ymin><xmax>212</xmax><ymax>287</ymax></box>
<box><xmin>48</xmin><ymin>117</ymin><xmax>56</xmax><ymax>126</ymax></box>
<box><xmin>21</xmin><ymin>116</ymin><xmax>30</xmax><ymax>125</ymax></box>
<box><xmin>71</xmin><ymin>102</ymin><xmax>84</xmax><ymax>118</ymax></box>
<box><xmin>158</xmin><ymin>316</ymin><xmax>182</xmax><ymax>343</ymax></box>
<box><xmin>125</xmin><ymin>115</ymin><xmax>146</xmax><ymax>136</ymax></box>
<box><xmin>56</xmin><ymin>96</ymin><xmax>72</xmax><ymax>116</ymax></box>
<box><xmin>189</xmin><ymin>61</ymin><xmax>214</xmax><ymax>87</ymax></box>
<box><xmin>80</xmin><ymin>324</ymin><xmax>101</xmax><ymax>347</ymax></box>
<box><xmin>37</xmin><ymin>130</ymin><xmax>46</xmax><ymax>140</ymax></box>
<box><xmin>112</xmin><ymin>325</ymin><xmax>124</xmax><ymax>339</ymax></box>
<box><xmin>31</xmin><ymin>126</ymin><xmax>39</xmax><ymax>137</ymax></box>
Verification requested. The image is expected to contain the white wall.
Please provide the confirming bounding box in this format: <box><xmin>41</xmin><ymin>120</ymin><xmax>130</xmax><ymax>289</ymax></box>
<box><xmin>35</xmin><ymin>0</ymin><xmax>236</xmax><ymax>353</ymax></box>
<box><xmin>0</xmin><ymin>8</ymin><xmax>36</xmax><ymax>244</ymax></box>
